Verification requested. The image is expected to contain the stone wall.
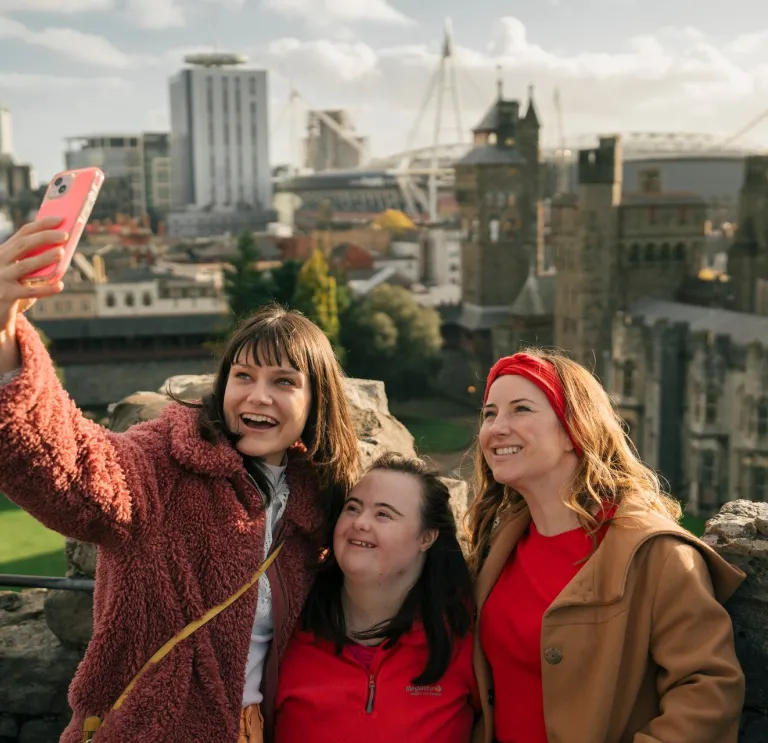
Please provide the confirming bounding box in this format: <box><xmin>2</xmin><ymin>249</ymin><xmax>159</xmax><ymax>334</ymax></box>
<box><xmin>0</xmin><ymin>375</ymin><xmax>765</xmax><ymax>742</ymax></box>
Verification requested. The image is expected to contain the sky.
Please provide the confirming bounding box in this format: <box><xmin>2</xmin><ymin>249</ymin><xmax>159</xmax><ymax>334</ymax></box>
<box><xmin>2</xmin><ymin>0</ymin><xmax>768</xmax><ymax>185</ymax></box>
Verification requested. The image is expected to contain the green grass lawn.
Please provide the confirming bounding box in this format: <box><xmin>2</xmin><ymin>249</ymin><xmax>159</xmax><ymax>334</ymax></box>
<box><xmin>680</xmin><ymin>512</ymin><xmax>707</xmax><ymax>536</ymax></box>
<box><xmin>401</xmin><ymin>417</ymin><xmax>474</xmax><ymax>454</ymax></box>
<box><xmin>0</xmin><ymin>494</ymin><xmax>67</xmax><ymax>589</ymax></box>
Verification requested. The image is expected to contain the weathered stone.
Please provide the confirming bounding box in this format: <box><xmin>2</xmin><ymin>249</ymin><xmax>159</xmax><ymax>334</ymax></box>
<box><xmin>0</xmin><ymin>590</ymin><xmax>45</xmax><ymax>630</ymax></box>
<box><xmin>64</xmin><ymin>538</ymin><xmax>97</xmax><ymax>578</ymax></box>
<box><xmin>44</xmin><ymin>590</ymin><xmax>93</xmax><ymax>651</ymax></box>
<box><xmin>18</xmin><ymin>719</ymin><xmax>68</xmax><ymax>743</ymax></box>
<box><xmin>0</xmin><ymin>615</ymin><xmax>82</xmax><ymax>717</ymax></box>
<box><xmin>705</xmin><ymin>500</ymin><xmax>768</xmax><ymax>739</ymax></box>
<box><xmin>0</xmin><ymin>715</ymin><xmax>18</xmax><ymax>738</ymax></box>
<box><xmin>108</xmin><ymin>391</ymin><xmax>173</xmax><ymax>434</ymax></box>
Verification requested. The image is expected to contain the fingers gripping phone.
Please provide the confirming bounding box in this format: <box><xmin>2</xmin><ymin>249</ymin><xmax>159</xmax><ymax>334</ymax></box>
<box><xmin>22</xmin><ymin>167</ymin><xmax>105</xmax><ymax>286</ymax></box>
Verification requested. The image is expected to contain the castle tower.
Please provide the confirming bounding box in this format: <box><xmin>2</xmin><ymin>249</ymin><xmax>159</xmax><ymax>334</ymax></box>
<box><xmin>729</xmin><ymin>155</ymin><xmax>768</xmax><ymax>314</ymax></box>
<box><xmin>552</xmin><ymin>136</ymin><xmax>622</xmax><ymax>380</ymax></box>
<box><xmin>453</xmin><ymin>82</ymin><xmax>542</xmax><ymax>368</ymax></box>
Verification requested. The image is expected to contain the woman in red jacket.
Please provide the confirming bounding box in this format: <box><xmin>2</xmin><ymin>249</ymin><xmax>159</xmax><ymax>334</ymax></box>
<box><xmin>275</xmin><ymin>453</ymin><xmax>479</xmax><ymax>743</ymax></box>
<box><xmin>0</xmin><ymin>218</ymin><xmax>360</xmax><ymax>743</ymax></box>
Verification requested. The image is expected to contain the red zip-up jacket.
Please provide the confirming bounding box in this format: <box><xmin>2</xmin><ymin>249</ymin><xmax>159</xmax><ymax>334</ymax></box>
<box><xmin>275</xmin><ymin>624</ymin><xmax>480</xmax><ymax>743</ymax></box>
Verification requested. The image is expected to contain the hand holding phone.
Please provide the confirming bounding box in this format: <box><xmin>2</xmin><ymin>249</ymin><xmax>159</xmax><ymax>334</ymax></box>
<box><xmin>21</xmin><ymin>167</ymin><xmax>104</xmax><ymax>286</ymax></box>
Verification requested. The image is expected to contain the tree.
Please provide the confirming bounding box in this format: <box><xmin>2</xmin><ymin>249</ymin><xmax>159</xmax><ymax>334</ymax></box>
<box><xmin>292</xmin><ymin>249</ymin><xmax>341</xmax><ymax>352</ymax></box>
<box><xmin>340</xmin><ymin>284</ymin><xmax>442</xmax><ymax>399</ymax></box>
<box><xmin>270</xmin><ymin>259</ymin><xmax>303</xmax><ymax>306</ymax></box>
<box><xmin>224</xmin><ymin>229</ymin><xmax>275</xmax><ymax>320</ymax></box>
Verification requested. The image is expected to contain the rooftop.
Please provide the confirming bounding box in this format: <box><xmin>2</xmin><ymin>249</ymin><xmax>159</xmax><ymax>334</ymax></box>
<box><xmin>627</xmin><ymin>299</ymin><xmax>768</xmax><ymax>347</ymax></box>
<box><xmin>455</xmin><ymin>146</ymin><xmax>527</xmax><ymax>167</ymax></box>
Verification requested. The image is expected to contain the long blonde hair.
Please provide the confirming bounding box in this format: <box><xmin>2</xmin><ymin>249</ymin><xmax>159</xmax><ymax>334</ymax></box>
<box><xmin>465</xmin><ymin>348</ymin><xmax>681</xmax><ymax>573</ymax></box>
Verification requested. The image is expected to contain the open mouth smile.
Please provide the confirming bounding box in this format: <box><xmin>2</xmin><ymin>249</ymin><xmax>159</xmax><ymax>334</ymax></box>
<box><xmin>240</xmin><ymin>413</ymin><xmax>279</xmax><ymax>431</ymax></box>
<box><xmin>349</xmin><ymin>539</ymin><xmax>376</xmax><ymax>549</ymax></box>
<box><xmin>494</xmin><ymin>446</ymin><xmax>522</xmax><ymax>455</ymax></box>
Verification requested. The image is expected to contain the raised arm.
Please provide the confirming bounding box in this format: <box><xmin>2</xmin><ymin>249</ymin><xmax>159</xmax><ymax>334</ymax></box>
<box><xmin>633</xmin><ymin>540</ymin><xmax>744</xmax><ymax>743</ymax></box>
<box><xmin>0</xmin><ymin>220</ymin><xmax>162</xmax><ymax>546</ymax></box>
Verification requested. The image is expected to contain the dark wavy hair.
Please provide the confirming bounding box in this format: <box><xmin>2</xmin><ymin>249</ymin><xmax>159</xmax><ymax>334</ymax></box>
<box><xmin>177</xmin><ymin>304</ymin><xmax>359</xmax><ymax>512</ymax></box>
<box><xmin>302</xmin><ymin>452</ymin><xmax>473</xmax><ymax>685</ymax></box>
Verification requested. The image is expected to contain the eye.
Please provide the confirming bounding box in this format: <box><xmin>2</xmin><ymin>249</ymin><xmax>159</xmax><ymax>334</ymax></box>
<box><xmin>276</xmin><ymin>377</ymin><xmax>296</xmax><ymax>386</ymax></box>
<box><xmin>234</xmin><ymin>371</ymin><xmax>250</xmax><ymax>380</ymax></box>
<box><xmin>514</xmin><ymin>405</ymin><xmax>532</xmax><ymax>413</ymax></box>
<box><xmin>482</xmin><ymin>410</ymin><xmax>496</xmax><ymax>420</ymax></box>
<box><xmin>344</xmin><ymin>502</ymin><xmax>359</xmax><ymax>513</ymax></box>
<box><xmin>376</xmin><ymin>511</ymin><xmax>393</xmax><ymax>519</ymax></box>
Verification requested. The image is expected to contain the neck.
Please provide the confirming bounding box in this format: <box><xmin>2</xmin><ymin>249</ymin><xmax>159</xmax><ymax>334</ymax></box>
<box><xmin>342</xmin><ymin>572</ymin><xmax>418</xmax><ymax>641</ymax></box>
<box><xmin>515</xmin><ymin>460</ymin><xmax>581</xmax><ymax>536</ymax></box>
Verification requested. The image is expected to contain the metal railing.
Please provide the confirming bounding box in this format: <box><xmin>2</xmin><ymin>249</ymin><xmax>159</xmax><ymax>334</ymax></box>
<box><xmin>0</xmin><ymin>574</ymin><xmax>94</xmax><ymax>592</ymax></box>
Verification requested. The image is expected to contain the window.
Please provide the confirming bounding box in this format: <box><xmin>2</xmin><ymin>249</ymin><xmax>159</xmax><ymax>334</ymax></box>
<box><xmin>629</xmin><ymin>244</ymin><xmax>640</xmax><ymax>263</ymax></box>
<box><xmin>125</xmin><ymin>292</ymin><xmax>135</xmax><ymax>307</ymax></box>
<box><xmin>754</xmin><ymin>468</ymin><xmax>768</xmax><ymax>502</ymax></box>
<box><xmin>674</xmin><ymin>242</ymin><xmax>685</xmax><ymax>261</ymax></box>
<box><xmin>489</xmin><ymin>219</ymin><xmax>500</xmax><ymax>243</ymax></box>
<box><xmin>644</xmin><ymin>243</ymin><xmax>654</xmax><ymax>261</ymax></box>
<box><xmin>622</xmin><ymin>362</ymin><xmax>635</xmax><ymax>398</ymax></box>
<box><xmin>660</xmin><ymin>243</ymin><xmax>671</xmax><ymax>261</ymax></box>
<box><xmin>142</xmin><ymin>292</ymin><xmax>152</xmax><ymax>307</ymax></box>
<box><xmin>106</xmin><ymin>292</ymin><xmax>116</xmax><ymax>307</ymax></box>
<box><xmin>758</xmin><ymin>400</ymin><xmax>768</xmax><ymax>437</ymax></box>
<box><xmin>705</xmin><ymin>388</ymin><xmax>717</xmax><ymax>424</ymax></box>
<box><xmin>700</xmin><ymin>451</ymin><xmax>716</xmax><ymax>487</ymax></box>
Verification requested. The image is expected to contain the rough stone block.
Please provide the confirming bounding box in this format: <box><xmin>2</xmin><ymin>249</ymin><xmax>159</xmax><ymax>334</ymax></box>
<box><xmin>705</xmin><ymin>499</ymin><xmax>768</xmax><ymax>730</ymax></box>
<box><xmin>18</xmin><ymin>719</ymin><xmax>68</xmax><ymax>743</ymax></box>
<box><xmin>0</xmin><ymin>615</ymin><xmax>82</xmax><ymax>717</ymax></box>
<box><xmin>44</xmin><ymin>590</ymin><xmax>93</xmax><ymax>650</ymax></box>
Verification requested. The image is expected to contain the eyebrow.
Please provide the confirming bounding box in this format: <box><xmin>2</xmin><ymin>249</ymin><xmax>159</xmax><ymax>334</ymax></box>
<box><xmin>345</xmin><ymin>496</ymin><xmax>404</xmax><ymax>517</ymax></box>
<box><xmin>482</xmin><ymin>397</ymin><xmax>536</xmax><ymax>410</ymax></box>
<box><xmin>232</xmin><ymin>362</ymin><xmax>300</xmax><ymax>375</ymax></box>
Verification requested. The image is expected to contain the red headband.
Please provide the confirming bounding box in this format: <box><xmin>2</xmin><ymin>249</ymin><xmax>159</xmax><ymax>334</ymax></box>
<box><xmin>483</xmin><ymin>353</ymin><xmax>582</xmax><ymax>456</ymax></box>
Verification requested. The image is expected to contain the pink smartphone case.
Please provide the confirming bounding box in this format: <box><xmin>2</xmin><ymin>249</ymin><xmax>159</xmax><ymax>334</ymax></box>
<box><xmin>23</xmin><ymin>167</ymin><xmax>104</xmax><ymax>285</ymax></box>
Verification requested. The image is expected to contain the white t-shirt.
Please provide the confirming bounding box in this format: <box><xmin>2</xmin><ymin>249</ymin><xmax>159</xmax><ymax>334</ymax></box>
<box><xmin>241</xmin><ymin>461</ymin><xmax>290</xmax><ymax>707</ymax></box>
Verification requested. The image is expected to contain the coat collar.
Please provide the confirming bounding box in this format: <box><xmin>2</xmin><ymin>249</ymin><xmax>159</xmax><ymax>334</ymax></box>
<box><xmin>163</xmin><ymin>403</ymin><xmax>325</xmax><ymax>537</ymax></box>
<box><xmin>476</xmin><ymin>496</ymin><xmax>745</xmax><ymax>612</ymax></box>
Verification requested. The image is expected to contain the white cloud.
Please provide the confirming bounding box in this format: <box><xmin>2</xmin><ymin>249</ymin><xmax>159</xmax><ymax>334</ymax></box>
<box><xmin>124</xmin><ymin>0</ymin><xmax>185</xmax><ymax>29</ymax></box>
<box><xmin>0</xmin><ymin>16</ymin><xmax>142</xmax><ymax>67</ymax></box>
<box><xmin>262</xmin><ymin>0</ymin><xmax>414</xmax><ymax>26</ymax></box>
<box><xmin>0</xmin><ymin>72</ymin><xmax>129</xmax><ymax>89</ymax></box>
<box><xmin>0</xmin><ymin>0</ymin><xmax>112</xmax><ymax>11</ymax></box>
<box><xmin>257</xmin><ymin>16</ymin><xmax>768</xmax><ymax>163</ymax></box>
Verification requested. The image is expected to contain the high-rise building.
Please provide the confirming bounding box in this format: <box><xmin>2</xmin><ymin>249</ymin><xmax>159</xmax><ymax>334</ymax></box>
<box><xmin>168</xmin><ymin>54</ymin><xmax>271</xmax><ymax>215</ymax></box>
<box><xmin>64</xmin><ymin>133</ymin><xmax>171</xmax><ymax>221</ymax></box>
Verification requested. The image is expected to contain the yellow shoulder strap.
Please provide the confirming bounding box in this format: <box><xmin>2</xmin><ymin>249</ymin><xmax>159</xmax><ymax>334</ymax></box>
<box><xmin>82</xmin><ymin>543</ymin><xmax>284</xmax><ymax>741</ymax></box>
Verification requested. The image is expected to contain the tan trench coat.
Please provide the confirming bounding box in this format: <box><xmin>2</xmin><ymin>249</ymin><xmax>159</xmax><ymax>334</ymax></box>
<box><xmin>473</xmin><ymin>497</ymin><xmax>745</xmax><ymax>743</ymax></box>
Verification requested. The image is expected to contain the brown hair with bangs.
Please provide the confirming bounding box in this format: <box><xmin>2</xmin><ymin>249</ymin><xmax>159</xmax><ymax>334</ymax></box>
<box><xmin>465</xmin><ymin>347</ymin><xmax>682</xmax><ymax>574</ymax></box>
<box><xmin>196</xmin><ymin>304</ymin><xmax>359</xmax><ymax>498</ymax></box>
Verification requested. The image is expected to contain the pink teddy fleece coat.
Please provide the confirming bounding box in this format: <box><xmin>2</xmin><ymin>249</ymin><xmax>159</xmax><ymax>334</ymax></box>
<box><xmin>0</xmin><ymin>315</ymin><xmax>326</xmax><ymax>743</ymax></box>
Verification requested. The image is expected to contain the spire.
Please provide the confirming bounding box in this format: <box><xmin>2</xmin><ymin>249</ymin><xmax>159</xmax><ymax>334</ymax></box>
<box><xmin>442</xmin><ymin>17</ymin><xmax>453</xmax><ymax>59</ymax></box>
<box><xmin>524</xmin><ymin>83</ymin><xmax>539</xmax><ymax>127</ymax></box>
<box><xmin>496</xmin><ymin>65</ymin><xmax>503</xmax><ymax>100</ymax></box>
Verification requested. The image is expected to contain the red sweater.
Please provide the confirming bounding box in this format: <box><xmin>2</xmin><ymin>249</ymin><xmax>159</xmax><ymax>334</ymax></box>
<box><xmin>0</xmin><ymin>315</ymin><xmax>326</xmax><ymax>743</ymax></box>
<box><xmin>480</xmin><ymin>516</ymin><xmax>612</xmax><ymax>743</ymax></box>
<box><xmin>275</xmin><ymin>626</ymin><xmax>480</xmax><ymax>743</ymax></box>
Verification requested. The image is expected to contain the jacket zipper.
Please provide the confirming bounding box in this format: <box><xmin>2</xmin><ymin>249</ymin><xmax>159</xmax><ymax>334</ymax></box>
<box><xmin>365</xmin><ymin>674</ymin><xmax>376</xmax><ymax>713</ymax></box>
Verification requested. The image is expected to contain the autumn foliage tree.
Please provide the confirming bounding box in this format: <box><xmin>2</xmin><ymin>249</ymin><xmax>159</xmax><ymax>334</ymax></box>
<box><xmin>291</xmin><ymin>249</ymin><xmax>341</xmax><ymax>354</ymax></box>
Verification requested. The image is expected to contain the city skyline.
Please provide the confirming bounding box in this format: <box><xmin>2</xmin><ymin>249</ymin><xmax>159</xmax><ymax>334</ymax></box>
<box><xmin>1</xmin><ymin>0</ymin><xmax>768</xmax><ymax>183</ymax></box>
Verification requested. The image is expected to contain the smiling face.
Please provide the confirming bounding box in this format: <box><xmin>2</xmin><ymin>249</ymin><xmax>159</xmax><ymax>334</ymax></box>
<box><xmin>334</xmin><ymin>469</ymin><xmax>437</xmax><ymax>588</ymax></box>
<box><xmin>479</xmin><ymin>374</ymin><xmax>575</xmax><ymax>492</ymax></box>
<box><xmin>221</xmin><ymin>347</ymin><xmax>312</xmax><ymax>464</ymax></box>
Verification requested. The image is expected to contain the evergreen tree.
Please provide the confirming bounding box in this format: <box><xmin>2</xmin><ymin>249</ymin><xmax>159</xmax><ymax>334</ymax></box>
<box><xmin>224</xmin><ymin>229</ymin><xmax>275</xmax><ymax>320</ymax></box>
<box><xmin>292</xmin><ymin>249</ymin><xmax>341</xmax><ymax>351</ymax></box>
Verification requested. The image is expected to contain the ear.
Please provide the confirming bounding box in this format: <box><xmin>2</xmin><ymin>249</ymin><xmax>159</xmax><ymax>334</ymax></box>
<box><xmin>420</xmin><ymin>529</ymin><xmax>439</xmax><ymax>552</ymax></box>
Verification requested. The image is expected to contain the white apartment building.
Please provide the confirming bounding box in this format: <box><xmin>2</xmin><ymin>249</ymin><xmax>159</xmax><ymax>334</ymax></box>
<box><xmin>95</xmin><ymin>266</ymin><xmax>228</xmax><ymax>317</ymax></box>
<box><xmin>169</xmin><ymin>61</ymin><xmax>271</xmax><ymax>214</ymax></box>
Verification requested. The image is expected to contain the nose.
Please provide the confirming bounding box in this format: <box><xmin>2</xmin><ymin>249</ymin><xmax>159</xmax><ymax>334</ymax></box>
<box><xmin>246</xmin><ymin>379</ymin><xmax>272</xmax><ymax>406</ymax></box>
<box><xmin>488</xmin><ymin>411</ymin><xmax>512</xmax><ymax>438</ymax></box>
<box><xmin>352</xmin><ymin>509</ymin><xmax>372</xmax><ymax>531</ymax></box>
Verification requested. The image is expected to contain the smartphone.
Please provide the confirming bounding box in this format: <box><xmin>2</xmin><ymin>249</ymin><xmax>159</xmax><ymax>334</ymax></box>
<box><xmin>21</xmin><ymin>167</ymin><xmax>105</xmax><ymax>286</ymax></box>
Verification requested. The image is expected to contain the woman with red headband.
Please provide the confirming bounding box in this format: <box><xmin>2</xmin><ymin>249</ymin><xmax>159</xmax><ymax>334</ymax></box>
<box><xmin>467</xmin><ymin>350</ymin><xmax>745</xmax><ymax>743</ymax></box>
